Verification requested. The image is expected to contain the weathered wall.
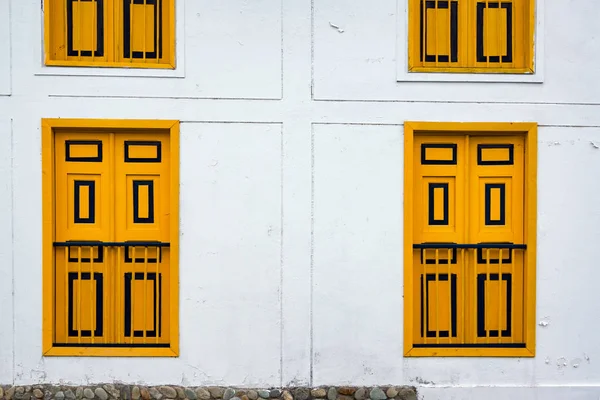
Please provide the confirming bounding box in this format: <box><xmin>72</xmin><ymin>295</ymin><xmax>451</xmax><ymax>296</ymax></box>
<box><xmin>1</xmin><ymin>0</ymin><xmax>600</xmax><ymax>398</ymax></box>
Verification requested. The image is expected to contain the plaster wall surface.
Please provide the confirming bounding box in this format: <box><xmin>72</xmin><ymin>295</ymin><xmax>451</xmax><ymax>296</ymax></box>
<box><xmin>1</xmin><ymin>0</ymin><xmax>600</xmax><ymax>398</ymax></box>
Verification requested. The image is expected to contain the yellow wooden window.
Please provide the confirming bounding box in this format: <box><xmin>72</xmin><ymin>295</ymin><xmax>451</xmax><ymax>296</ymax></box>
<box><xmin>408</xmin><ymin>0</ymin><xmax>534</xmax><ymax>73</ymax></box>
<box><xmin>44</xmin><ymin>0</ymin><xmax>175</xmax><ymax>69</ymax></box>
<box><xmin>403</xmin><ymin>122</ymin><xmax>537</xmax><ymax>357</ymax></box>
<box><xmin>42</xmin><ymin>119</ymin><xmax>180</xmax><ymax>357</ymax></box>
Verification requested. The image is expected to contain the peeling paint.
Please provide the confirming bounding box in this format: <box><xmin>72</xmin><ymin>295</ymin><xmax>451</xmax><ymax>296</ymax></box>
<box><xmin>329</xmin><ymin>22</ymin><xmax>345</xmax><ymax>33</ymax></box>
<box><xmin>557</xmin><ymin>357</ymin><xmax>568</xmax><ymax>369</ymax></box>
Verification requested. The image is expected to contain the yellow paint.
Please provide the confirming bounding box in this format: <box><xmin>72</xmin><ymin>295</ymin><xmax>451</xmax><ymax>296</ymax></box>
<box><xmin>42</xmin><ymin>119</ymin><xmax>180</xmax><ymax>357</ymax></box>
<box><xmin>72</xmin><ymin>1</ymin><xmax>98</xmax><ymax>53</ymax></box>
<box><xmin>44</xmin><ymin>0</ymin><xmax>175</xmax><ymax>69</ymax></box>
<box><xmin>408</xmin><ymin>0</ymin><xmax>534</xmax><ymax>74</ymax></box>
<box><xmin>403</xmin><ymin>122</ymin><xmax>537</xmax><ymax>357</ymax></box>
<box><xmin>480</xmin><ymin>146</ymin><xmax>511</xmax><ymax>163</ymax></box>
<box><xmin>131</xmin><ymin>4</ymin><xmax>156</xmax><ymax>54</ymax></box>
<box><xmin>426</xmin><ymin>7</ymin><xmax>450</xmax><ymax>56</ymax></box>
<box><xmin>483</xmin><ymin>7</ymin><xmax>508</xmax><ymax>58</ymax></box>
<box><xmin>425</xmin><ymin>146</ymin><xmax>454</xmax><ymax>162</ymax></box>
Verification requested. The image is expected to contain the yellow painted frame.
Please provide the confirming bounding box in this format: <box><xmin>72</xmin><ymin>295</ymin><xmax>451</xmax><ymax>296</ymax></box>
<box><xmin>407</xmin><ymin>0</ymin><xmax>535</xmax><ymax>74</ymax></box>
<box><xmin>42</xmin><ymin>118</ymin><xmax>180</xmax><ymax>357</ymax></box>
<box><xmin>43</xmin><ymin>0</ymin><xmax>176</xmax><ymax>69</ymax></box>
<box><xmin>403</xmin><ymin>121</ymin><xmax>537</xmax><ymax>357</ymax></box>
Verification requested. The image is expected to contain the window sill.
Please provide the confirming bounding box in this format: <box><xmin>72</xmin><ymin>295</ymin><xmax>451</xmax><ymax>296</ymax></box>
<box><xmin>405</xmin><ymin>346</ymin><xmax>535</xmax><ymax>357</ymax></box>
<box><xmin>37</xmin><ymin>61</ymin><xmax>184</xmax><ymax>79</ymax></box>
<box><xmin>397</xmin><ymin>69</ymin><xmax>544</xmax><ymax>83</ymax></box>
<box><xmin>43</xmin><ymin>345</ymin><xmax>179</xmax><ymax>357</ymax></box>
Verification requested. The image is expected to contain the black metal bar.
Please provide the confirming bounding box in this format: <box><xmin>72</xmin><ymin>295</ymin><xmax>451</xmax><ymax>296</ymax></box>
<box><xmin>413</xmin><ymin>342</ymin><xmax>526</xmax><ymax>348</ymax></box>
<box><xmin>54</xmin><ymin>241</ymin><xmax>170</xmax><ymax>248</ymax></box>
<box><xmin>52</xmin><ymin>342</ymin><xmax>170</xmax><ymax>348</ymax></box>
<box><xmin>413</xmin><ymin>243</ymin><xmax>526</xmax><ymax>250</ymax></box>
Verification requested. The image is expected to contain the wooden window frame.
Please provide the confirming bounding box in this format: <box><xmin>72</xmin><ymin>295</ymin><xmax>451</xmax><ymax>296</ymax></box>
<box><xmin>407</xmin><ymin>0</ymin><xmax>535</xmax><ymax>74</ymax></box>
<box><xmin>403</xmin><ymin>121</ymin><xmax>537</xmax><ymax>357</ymax></box>
<box><xmin>43</xmin><ymin>0</ymin><xmax>176</xmax><ymax>69</ymax></box>
<box><xmin>41</xmin><ymin>118</ymin><xmax>180</xmax><ymax>357</ymax></box>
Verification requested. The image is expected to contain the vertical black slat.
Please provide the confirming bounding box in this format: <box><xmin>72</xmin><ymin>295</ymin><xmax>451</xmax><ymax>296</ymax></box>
<box><xmin>450</xmin><ymin>1</ymin><xmax>458</xmax><ymax>62</ymax></box>
<box><xmin>477</xmin><ymin>273</ymin><xmax>486</xmax><ymax>337</ymax></box>
<box><xmin>420</xmin><ymin>274</ymin><xmax>424</xmax><ymax>337</ymax></box>
<box><xmin>93</xmin><ymin>272</ymin><xmax>103</xmax><ymax>337</ymax></box>
<box><xmin>66</xmin><ymin>0</ymin><xmax>75</xmax><ymax>56</ymax></box>
<box><xmin>152</xmin><ymin>272</ymin><xmax>158</xmax><ymax>336</ymax></box>
<box><xmin>158</xmin><ymin>273</ymin><xmax>162</xmax><ymax>337</ymax></box>
<box><xmin>124</xmin><ymin>272</ymin><xmax>132</xmax><ymax>337</ymax></box>
<box><xmin>68</xmin><ymin>272</ymin><xmax>76</xmax><ymax>336</ymax></box>
<box><xmin>451</xmin><ymin>274</ymin><xmax>457</xmax><ymax>337</ymax></box>
<box><xmin>425</xmin><ymin>274</ymin><xmax>433</xmax><ymax>337</ymax></box>
<box><xmin>503</xmin><ymin>273</ymin><xmax>512</xmax><ymax>336</ymax></box>
<box><xmin>123</xmin><ymin>0</ymin><xmax>131</xmax><ymax>58</ymax></box>
<box><xmin>96</xmin><ymin>0</ymin><xmax>104</xmax><ymax>56</ymax></box>
<box><xmin>476</xmin><ymin>2</ymin><xmax>485</xmax><ymax>62</ymax></box>
<box><xmin>158</xmin><ymin>0</ymin><xmax>163</xmax><ymax>58</ymax></box>
<box><xmin>420</xmin><ymin>0</ymin><xmax>424</xmax><ymax>62</ymax></box>
<box><xmin>502</xmin><ymin>2</ymin><xmax>513</xmax><ymax>62</ymax></box>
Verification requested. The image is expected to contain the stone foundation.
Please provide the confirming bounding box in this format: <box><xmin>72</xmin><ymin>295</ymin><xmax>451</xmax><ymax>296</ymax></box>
<box><xmin>0</xmin><ymin>386</ymin><xmax>417</xmax><ymax>400</ymax></box>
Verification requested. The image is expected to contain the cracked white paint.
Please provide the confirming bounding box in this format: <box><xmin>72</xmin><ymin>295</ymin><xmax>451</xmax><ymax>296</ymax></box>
<box><xmin>328</xmin><ymin>22</ymin><xmax>345</xmax><ymax>33</ymax></box>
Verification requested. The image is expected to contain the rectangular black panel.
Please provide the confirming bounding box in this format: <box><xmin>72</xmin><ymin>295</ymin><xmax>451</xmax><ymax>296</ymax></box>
<box><xmin>476</xmin><ymin>2</ymin><xmax>513</xmax><ymax>63</ymax></box>
<box><xmin>422</xmin><ymin>273</ymin><xmax>457</xmax><ymax>338</ymax></box>
<box><xmin>124</xmin><ymin>272</ymin><xmax>162</xmax><ymax>338</ymax></box>
<box><xmin>477</xmin><ymin>273</ymin><xmax>512</xmax><ymax>337</ymax></box>
<box><xmin>66</xmin><ymin>0</ymin><xmax>104</xmax><ymax>57</ymax></box>
<box><xmin>421</xmin><ymin>143</ymin><xmax>458</xmax><ymax>165</ymax></box>
<box><xmin>428</xmin><ymin>183</ymin><xmax>449</xmax><ymax>226</ymax></box>
<box><xmin>484</xmin><ymin>183</ymin><xmax>506</xmax><ymax>225</ymax></box>
<box><xmin>414</xmin><ymin>343</ymin><xmax>525</xmax><ymax>348</ymax></box>
<box><xmin>124</xmin><ymin>244</ymin><xmax>162</xmax><ymax>263</ymax></box>
<box><xmin>123</xmin><ymin>0</ymin><xmax>163</xmax><ymax>59</ymax></box>
<box><xmin>74</xmin><ymin>180</ymin><xmax>96</xmax><ymax>224</ymax></box>
<box><xmin>420</xmin><ymin>245</ymin><xmax>457</xmax><ymax>265</ymax></box>
<box><xmin>477</xmin><ymin>144</ymin><xmax>514</xmax><ymax>165</ymax></box>
<box><xmin>68</xmin><ymin>272</ymin><xmax>103</xmax><ymax>337</ymax></box>
<box><xmin>124</xmin><ymin>141</ymin><xmax>162</xmax><ymax>163</ymax></box>
<box><xmin>65</xmin><ymin>140</ymin><xmax>103</xmax><ymax>162</ymax></box>
<box><xmin>68</xmin><ymin>243</ymin><xmax>104</xmax><ymax>263</ymax></box>
<box><xmin>477</xmin><ymin>243</ymin><xmax>513</xmax><ymax>264</ymax></box>
<box><xmin>132</xmin><ymin>180</ymin><xmax>155</xmax><ymax>223</ymax></box>
<box><xmin>420</xmin><ymin>1</ymin><xmax>459</xmax><ymax>63</ymax></box>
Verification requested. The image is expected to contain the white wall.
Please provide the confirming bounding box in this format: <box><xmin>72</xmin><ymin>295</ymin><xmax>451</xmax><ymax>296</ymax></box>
<box><xmin>2</xmin><ymin>0</ymin><xmax>600</xmax><ymax>398</ymax></box>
